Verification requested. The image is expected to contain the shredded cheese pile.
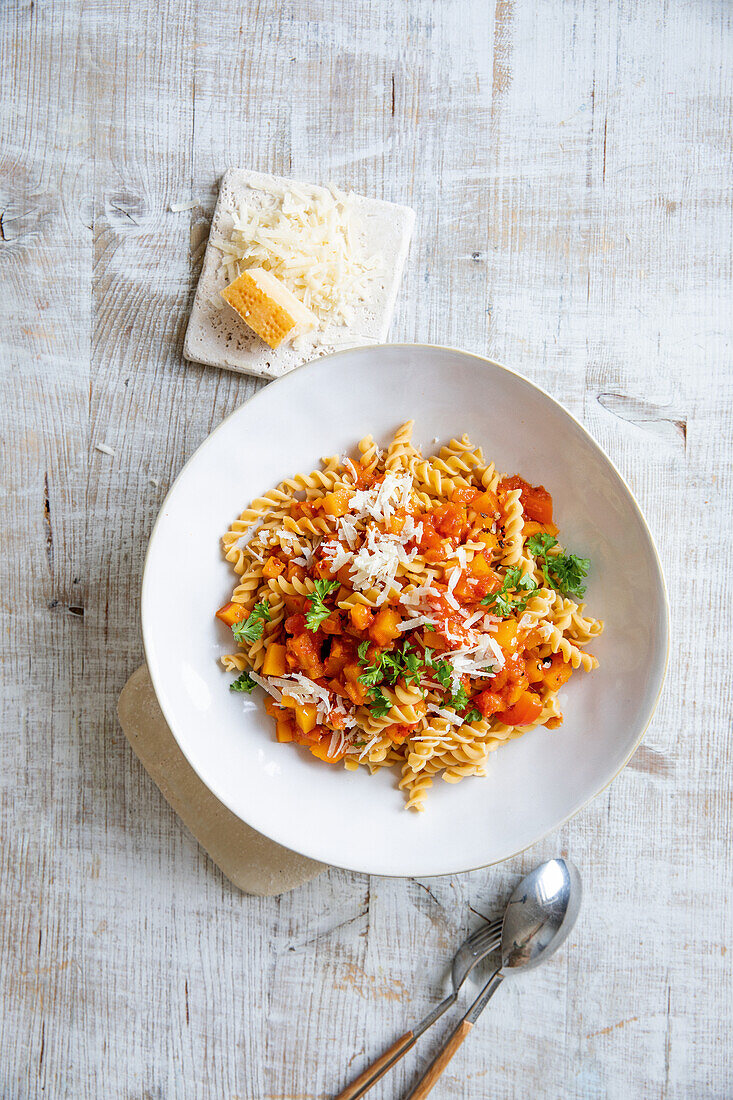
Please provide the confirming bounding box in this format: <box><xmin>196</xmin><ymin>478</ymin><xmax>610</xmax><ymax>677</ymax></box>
<box><xmin>212</xmin><ymin>180</ymin><xmax>383</xmax><ymax>343</ymax></box>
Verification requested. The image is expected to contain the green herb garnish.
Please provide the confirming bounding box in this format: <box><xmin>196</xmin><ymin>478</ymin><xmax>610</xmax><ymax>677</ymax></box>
<box><xmin>481</xmin><ymin>567</ymin><xmax>537</xmax><ymax>615</ymax></box>
<box><xmin>431</xmin><ymin>657</ymin><xmax>453</xmax><ymax>691</ymax></box>
<box><xmin>464</xmin><ymin>706</ymin><xmax>482</xmax><ymax>724</ymax></box>
<box><xmin>526</xmin><ymin>534</ymin><xmax>590</xmax><ymax>598</ymax></box>
<box><xmin>369</xmin><ymin>688</ymin><xmax>392</xmax><ymax>718</ymax></box>
<box><xmin>232</xmin><ymin>601</ymin><xmax>272</xmax><ymax>644</ymax></box>
<box><xmin>358</xmin><ymin>642</ymin><xmax>426</xmax><ymax>691</ymax></box>
<box><xmin>305</xmin><ymin>579</ymin><xmax>340</xmax><ymax>632</ymax></box>
<box><xmin>400</xmin><ymin>646</ymin><xmax>424</xmax><ymax>687</ymax></box>
<box><xmin>358</xmin><ymin>661</ymin><xmax>383</xmax><ymax>687</ymax></box>
<box><xmin>230</xmin><ymin>671</ymin><xmax>256</xmax><ymax>693</ymax></box>
<box><xmin>449</xmin><ymin>684</ymin><xmax>470</xmax><ymax>712</ymax></box>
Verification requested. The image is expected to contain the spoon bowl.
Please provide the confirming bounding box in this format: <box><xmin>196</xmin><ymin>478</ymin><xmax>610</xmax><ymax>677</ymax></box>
<box><xmin>501</xmin><ymin>857</ymin><xmax>582</xmax><ymax>971</ymax></box>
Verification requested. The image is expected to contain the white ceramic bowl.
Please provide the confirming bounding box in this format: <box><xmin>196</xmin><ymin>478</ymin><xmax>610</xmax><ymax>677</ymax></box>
<box><xmin>142</xmin><ymin>345</ymin><xmax>669</xmax><ymax>876</ymax></box>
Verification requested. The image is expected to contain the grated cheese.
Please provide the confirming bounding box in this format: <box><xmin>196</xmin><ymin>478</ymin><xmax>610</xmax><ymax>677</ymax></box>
<box><xmin>328</xmin><ymin>729</ymin><xmax>346</xmax><ymax>758</ymax></box>
<box><xmin>349</xmin><ymin>524</ymin><xmax>417</xmax><ymax>599</ymax></box>
<box><xmin>249</xmin><ymin>671</ymin><xmax>282</xmax><ymax>701</ymax></box>
<box><xmin>349</xmin><ymin>472</ymin><xmax>412</xmax><ymax>526</ymax></box>
<box><xmin>426</xmin><ymin>704</ymin><xmax>464</xmax><ymax>725</ymax></box>
<box><xmin>442</xmin><ymin>635</ymin><xmax>504</xmax><ymax>691</ymax></box>
<box><xmin>357</xmin><ymin>734</ymin><xmax>381</xmax><ymax>761</ymax></box>
<box><xmin>237</xmin><ymin>521</ymin><xmax>266</xmax><ymax>549</ymax></box>
<box><xmin>397</xmin><ymin>614</ymin><xmax>438</xmax><ymax>632</ymax></box>
<box><xmin>341</xmin><ymin>456</ymin><xmax>360</xmax><ymax>483</ymax></box>
<box><xmin>320</xmin><ymin>539</ymin><xmax>352</xmax><ymax>573</ymax></box>
<box><xmin>212</xmin><ymin>180</ymin><xmax>383</xmax><ymax>342</ymax></box>
<box><xmin>337</xmin><ymin>515</ymin><xmax>359</xmax><ymax>549</ymax></box>
<box><xmin>401</xmin><ymin>586</ymin><xmax>437</xmax><ymax>608</ymax></box>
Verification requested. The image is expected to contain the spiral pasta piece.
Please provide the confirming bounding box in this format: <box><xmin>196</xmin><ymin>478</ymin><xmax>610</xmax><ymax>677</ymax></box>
<box><xmin>438</xmin><ymin>436</ymin><xmax>484</xmax><ymax>471</ymax></box>
<box><xmin>337</xmin><ymin>587</ymin><xmax>388</xmax><ymax>610</ymax></box>
<box><xmin>282</xmin><ymin>514</ymin><xmax>336</xmax><ymax>538</ymax></box>
<box><xmin>498</xmin><ymin>487</ymin><xmax>524</xmax><ymax>566</ymax></box>
<box><xmin>427</xmin><ymin>456</ymin><xmax>474</xmax><ymax>488</ymax></box>
<box><xmin>225</xmin><ymin>488</ymin><xmax>295</xmax><ymax>538</ymax></box>
<box><xmin>220</xmin><ymin>653</ymin><xmax>249</xmax><ymax>672</ymax></box>
<box><xmin>231</xmin><ymin>563</ymin><xmax>264</xmax><ymax>607</ymax></box>
<box><xmin>385</xmin><ymin>420</ymin><xmax>418</xmax><ymax>473</ymax></box>
<box><xmin>266</xmin><ymin>574</ymin><xmax>317</xmax><ymax>599</ymax></box>
<box><xmin>357</xmin><ymin>434</ymin><xmax>381</xmax><ymax>475</ymax></box>
<box><xmin>413</xmin><ymin>460</ymin><xmax>466</xmax><ymax>499</ymax></box>
<box><xmin>472</xmin><ymin>460</ymin><xmax>499</xmax><ymax>493</ymax></box>
<box><xmin>567</xmin><ymin>606</ymin><xmax>604</xmax><ymax>644</ymax></box>
<box><xmin>547</xmin><ymin>592</ymin><xmax>577</xmax><ymax>632</ymax></box>
<box><xmin>540</xmin><ymin>625</ymin><xmax>599</xmax><ymax>671</ymax></box>
<box><xmin>280</xmin><ymin>468</ymin><xmax>346</xmax><ymax>495</ymax></box>
<box><xmin>399</xmin><ymin>764</ymin><xmax>434</xmax><ymax>812</ymax></box>
<box><xmin>520</xmin><ymin>587</ymin><xmax>554</xmax><ymax>628</ymax></box>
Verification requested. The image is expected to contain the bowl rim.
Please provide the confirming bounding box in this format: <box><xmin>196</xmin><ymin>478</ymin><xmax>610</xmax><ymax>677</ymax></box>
<box><xmin>141</xmin><ymin>342</ymin><xmax>671</xmax><ymax>876</ymax></box>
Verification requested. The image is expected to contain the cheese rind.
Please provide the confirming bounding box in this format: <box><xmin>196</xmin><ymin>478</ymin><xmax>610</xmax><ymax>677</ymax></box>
<box><xmin>221</xmin><ymin>268</ymin><xmax>316</xmax><ymax>349</ymax></box>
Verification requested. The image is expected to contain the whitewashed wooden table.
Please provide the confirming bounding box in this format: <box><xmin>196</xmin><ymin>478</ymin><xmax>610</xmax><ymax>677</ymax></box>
<box><xmin>1</xmin><ymin>1</ymin><xmax>731</xmax><ymax>1097</ymax></box>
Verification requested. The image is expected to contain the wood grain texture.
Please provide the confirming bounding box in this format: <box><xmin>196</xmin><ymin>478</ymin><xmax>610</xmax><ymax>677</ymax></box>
<box><xmin>408</xmin><ymin>1020</ymin><xmax>473</xmax><ymax>1100</ymax></box>
<box><xmin>1</xmin><ymin>1</ymin><xmax>731</xmax><ymax>1098</ymax></box>
<box><xmin>335</xmin><ymin>1030</ymin><xmax>416</xmax><ymax>1100</ymax></box>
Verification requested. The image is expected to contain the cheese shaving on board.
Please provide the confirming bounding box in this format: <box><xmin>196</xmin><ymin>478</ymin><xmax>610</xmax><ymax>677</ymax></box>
<box><xmin>211</xmin><ymin>180</ymin><xmax>383</xmax><ymax>343</ymax></box>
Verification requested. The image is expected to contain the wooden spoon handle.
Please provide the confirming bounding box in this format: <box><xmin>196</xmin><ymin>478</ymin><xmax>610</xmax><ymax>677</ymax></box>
<box><xmin>334</xmin><ymin>1031</ymin><xmax>416</xmax><ymax>1099</ymax></box>
<box><xmin>406</xmin><ymin>970</ymin><xmax>504</xmax><ymax>1099</ymax></box>
<box><xmin>407</xmin><ymin>1020</ymin><xmax>472</xmax><ymax>1099</ymax></box>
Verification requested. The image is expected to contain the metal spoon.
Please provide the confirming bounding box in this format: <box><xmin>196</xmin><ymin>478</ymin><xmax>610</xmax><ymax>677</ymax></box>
<box><xmin>406</xmin><ymin>858</ymin><xmax>582</xmax><ymax>1099</ymax></box>
<box><xmin>335</xmin><ymin>917</ymin><xmax>503</xmax><ymax>1100</ymax></box>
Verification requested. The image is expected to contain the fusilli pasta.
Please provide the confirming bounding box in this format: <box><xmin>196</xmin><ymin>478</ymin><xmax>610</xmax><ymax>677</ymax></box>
<box><xmin>215</xmin><ymin>423</ymin><xmax>602</xmax><ymax>809</ymax></box>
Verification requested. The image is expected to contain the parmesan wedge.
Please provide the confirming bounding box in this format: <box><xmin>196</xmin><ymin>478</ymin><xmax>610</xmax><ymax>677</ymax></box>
<box><xmin>221</xmin><ymin>268</ymin><xmax>316</xmax><ymax>349</ymax></box>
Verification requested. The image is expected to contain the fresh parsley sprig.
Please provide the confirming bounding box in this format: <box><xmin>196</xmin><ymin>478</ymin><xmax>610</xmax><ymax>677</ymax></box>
<box><xmin>357</xmin><ymin>641</ymin><xmax>484</xmax><ymax>727</ymax></box>
<box><xmin>400</xmin><ymin>646</ymin><xmax>424</xmax><ymax>688</ymax></box>
<box><xmin>526</xmin><ymin>533</ymin><xmax>590</xmax><ymax>598</ymax></box>
<box><xmin>369</xmin><ymin>688</ymin><xmax>392</xmax><ymax>718</ymax></box>
<box><xmin>431</xmin><ymin>657</ymin><xmax>453</xmax><ymax>691</ymax></box>
<box><xmin>305</xmin><ymin>579</ymin><xmax>340</xmax><ymax>632</ymax></box>
<box><xmin>377</xmin><ymin>652</ymin><xmax>401</xmax><ymax>685</ymax></box>
<box><xmin>230</xmin><ymin>671</ymin><xmax>256</xmax><ymax>693</ymax></box>
<box><xmin>449</xmin><ymin>684</ymin><xmax>470</xmax><ymax>712</ymax></box>
<box><xmin>232</xmin><ymin>601</ymin><xmax>272</xmax><ymax>645</ymax></box>
<box><xmin>481</xmin><ymin>567</ymin><xmax>537</xmax><ymax>615</ymax></box>
<box><xmin>358</xmin><ymin>661</ymin><xmax>383</xmax><ymax>687</ymax></box>
<box><xmin>358</xmin><ymin>641</ymin><xmax>425</xmax><ymax>690</ymax></box>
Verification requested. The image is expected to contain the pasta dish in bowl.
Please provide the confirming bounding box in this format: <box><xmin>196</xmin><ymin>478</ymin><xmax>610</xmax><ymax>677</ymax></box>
<box><xmin>142</xmin><ymin>344</ymin><xmax>668</xmax><ymax>875</ymax></box>
<box><xmin>215</xmin><ymin>424</ymin><xmax>601</xmax><ymax>811</ymax></box>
